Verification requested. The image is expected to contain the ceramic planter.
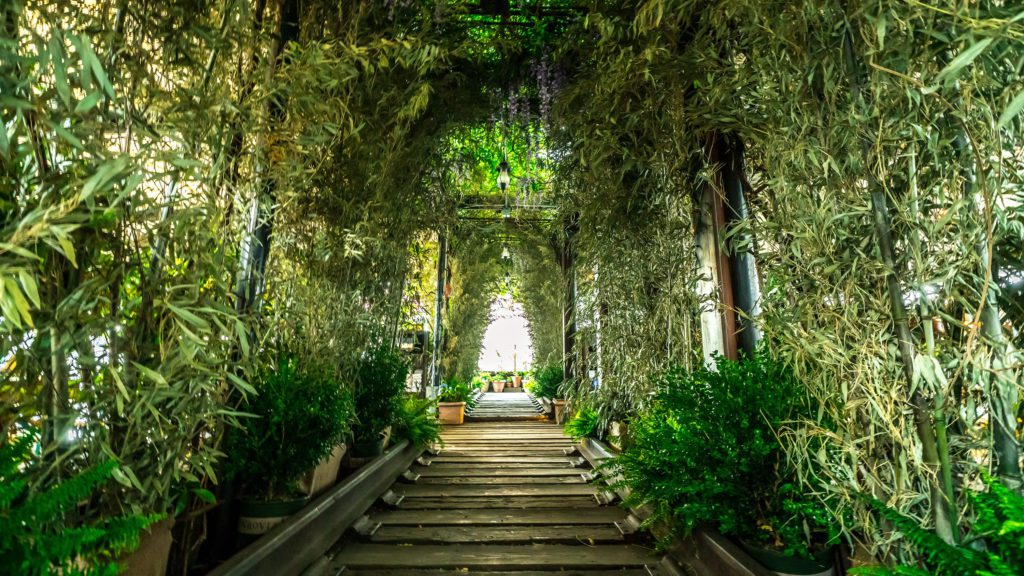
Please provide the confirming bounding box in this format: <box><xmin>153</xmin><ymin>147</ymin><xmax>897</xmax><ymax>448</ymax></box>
<box><xmin>737</xmin><ymin>540</ymin><xmax>836</xmax><ymax>576</ymax></box>
<box><xmin>236</xmin><ymin>497</ymin><xmax>308</xmax><ymax>548</ymax></box>
<box><xmin>299</xmin><ymin>443</ymin><xmax>347</xmax><ymax>497</ymax></box>
<box><xmin>493</xmin><ymin>381</ymin><xmax>506</xmax><ymax>393</ymax></box>
<box><xmin>119</xmin><ymin>517</ymin><xmax>173</xmax><ymax>576</ymax></box>
<box><xmin>553</xmin><ymin>399</ymin><xmax>567</xmax><ymax>423</ymax></box>
<box><xmin>437</xmin><ymin>401</ymin><xmax>466</xmax><ymax>425</ymax></box>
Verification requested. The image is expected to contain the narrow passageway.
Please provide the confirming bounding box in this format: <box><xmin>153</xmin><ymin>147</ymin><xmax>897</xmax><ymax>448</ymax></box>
<box><xmin>466</xmin><ymin>392</ymin><xmax>545</xmax><ymax>421</ymax></box>
<box><xmin>325</xmin><ymin>421</ymin><xmax>660</xmax><ymax>573</ymax></box>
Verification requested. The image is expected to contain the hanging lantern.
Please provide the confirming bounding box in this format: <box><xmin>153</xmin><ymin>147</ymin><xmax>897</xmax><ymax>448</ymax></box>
<box><xmin>497</xmin><ymin>160</ymin><xmax>511</xmax><ymax>191</ymax></box>
<box><xmin>501</xmin><ymin>244</ymin><xmax>511</xmax><ymax>260</ymax></box>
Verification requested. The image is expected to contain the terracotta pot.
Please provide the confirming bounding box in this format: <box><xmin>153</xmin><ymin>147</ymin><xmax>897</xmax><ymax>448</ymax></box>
<box><xmin>236</xmin><ymin>497</ymin><xmax>308</xmax><ymax>548</ymax></box>
<box><xmin>437</xmin><ymin>401</ymin><xmax>466</xmax><ymax>425</ymax></box>
<box><xmin>493</xmin><ymin>381</ymin><xmax>506</xmax><ymax>393</ymax></box>
<box><xmin>512</xmin><ymin>375</ymin><xmax>523</xmax><ymax>387</ymax></box>
<box><xmin>553</xmin><ymin>399</ymin><xmax>567</xmax><ymax>424</ymax></box>
<box><xmin>120</xmin><ymin>518</ymin><xmax>173</xmax><ymax>576</ymax></box>
<box><xmin>299</xmin><ymin>443</ymin><xmax>347</xmax><ymax>497</ymax></box>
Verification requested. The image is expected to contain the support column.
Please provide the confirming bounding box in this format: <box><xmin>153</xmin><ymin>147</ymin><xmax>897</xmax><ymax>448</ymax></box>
<box><xmin>720</xmin><ymin>134</ymin><xmax>762</xmax><ymax>357</ymax></box>
<box><xmin>561</xmin><ymin>214</ymin><xmax>579</xmax><ymax>383</ymax></box>
<box><xmin>429</xmin><ymin>234</ymin><xmax>447</xmax><ymax>396</ymax></box>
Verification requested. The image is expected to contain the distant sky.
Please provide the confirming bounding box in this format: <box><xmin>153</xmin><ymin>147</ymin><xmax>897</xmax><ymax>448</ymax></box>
<box><xmin>478</xmin><ymin>296</ymin><xmax>534</xmax><ymax>372</ymax></box>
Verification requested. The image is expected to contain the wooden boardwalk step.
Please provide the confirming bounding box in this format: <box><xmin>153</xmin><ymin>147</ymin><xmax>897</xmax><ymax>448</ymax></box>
<box><xmin>372</xmin><ymin>507</ymin><xmax>626</xmax><ymax>525</ymax></box>
<box><xmin>395</xmin><ymin>496</ymin><xmax>602</xmax><ymax>509</ymax></box>
<box><xmin>416</xmin><ymin>475</ymin><xmax>587</xmax><ymax>485</ymax></box>
<box><xmin>412</xmin><ymin>466</ymin><xmax>586</xmax><ymax>477</ymax></box>
<box><xmin>332</xmin><ymin>543</ymin><xmax>657</xmax><ymax>569</ymax></box>
<box><xmin>396</xmin><ymin>484</ymin><xmax>600</xmax><ymax>498</ymax></box>
<box><xmin>369</xmin><ymin>524</ymin><xmax>625</xmax><ymax>544</ymax></box>
<box><xmin>344</xmin><ymin>570</ymin><xmax>655</xmax><ymax>576</ymax></box>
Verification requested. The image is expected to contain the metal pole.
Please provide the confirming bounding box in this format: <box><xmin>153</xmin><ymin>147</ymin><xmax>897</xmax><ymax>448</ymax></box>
<box><xmin>720</xmin><ymin>134</ymin><xmax>762</xmax><ymax>357</ymax></box>
<box><xmin>429</xmin><ymin>234</ymin><xmax>447</xmax><ymax>395</ymax></box>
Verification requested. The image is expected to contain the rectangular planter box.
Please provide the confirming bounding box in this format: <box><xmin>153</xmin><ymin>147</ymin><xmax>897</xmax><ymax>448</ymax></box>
<box><xmin>437</xmin><ymin>401</ymin><xmax>466</xmax><ymax>425</ymax></box>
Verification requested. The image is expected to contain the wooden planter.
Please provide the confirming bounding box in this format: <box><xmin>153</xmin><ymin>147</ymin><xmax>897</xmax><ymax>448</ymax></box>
<box><xmin>120</xmin><ymin>517</ymin><xmax>174</xmax><ymax>576</ymax></box>
<box><xmin>299</xmin><ymin>444</ymin><xmax>347</xmax><ymax>498</ymax></box>
<box><xmin>493</xmin><ymin>381</ymin><xmax>506</xmax><ymax>393</ymax></box>
<box><xmin>553</xmin><ymin>399</ymin><xmax>567</xmax><ymax>424</ymax></box>
<box><xmin>437</xmin><ymin>401</ymin><xmax>466</xmax><ymax>425</ymax></box>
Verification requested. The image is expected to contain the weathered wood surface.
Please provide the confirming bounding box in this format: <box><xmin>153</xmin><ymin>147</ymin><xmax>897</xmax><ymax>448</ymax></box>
<box><xmin>412</xmin><ymin>465</ymin><xmax>585</xmax><ymax>477</ymax></box>
<box><xmin>324</xmin><ymin>421</ymin><xmax>662</xmax><ymax>573</ymax></box>
<box><xmin>370</xmin><ymin>524</ymin><xmax>625</xmax><ymax>543</ymax></box>
<box><xmin>465</xmin><ymin>392</ymin><xmax>545</xmax><ymax>421</ymax></box>
<box><xmin>333</xmin><ymin>543</ymin><xmax>656</xmax><ymax>568</ymax></box>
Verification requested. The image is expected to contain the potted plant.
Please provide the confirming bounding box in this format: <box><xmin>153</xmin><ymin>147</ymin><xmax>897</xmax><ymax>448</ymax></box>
<box><xmin>512</xmin><ymin>371</ymin><xmax>523</xmax><ymax>387</ymax></box>
<box><xmin>393</xmin><ymin>395</ymin><xmax>443</xmax><ymax>447</ymax></box>
<box><xmin>532</xmin><ymin>364</ymin><xmax>565</xmax><ymax>422</ymax></box>
<box><xmin>299</xmin><ymin>390</ymin><xmax>356</xmax><ymax>497</ymax></box>
<box><xmin>352</xmin><ymin>344</ymin><xmax>408</xmax><ymax>458</ymax></box>
<box><xmin>436</xmin><ymin>378</ymin><xmax>476</xmax><ymax>425</ymax></box>
<box><xmin>492</xmin><ymin>371</ymin><xmax>507</xmax><ymax>393</ymax></box>
<box><xmin>225</xmin><ymin>356</ymin><xmax>352</xmax><ymax>546</ymax></box>
<box><xmin>613</xmin><ymin>353</ymin><xmax>839</xmax><ymax>575</ymax></box>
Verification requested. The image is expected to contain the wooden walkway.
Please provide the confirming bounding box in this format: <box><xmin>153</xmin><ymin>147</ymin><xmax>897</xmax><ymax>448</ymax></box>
<box><xmin>327</xmin><ymin>421</ymin><xmax>660</xmax><ymax>574</ymax></box>
<box><xmin>466</xmin><ymin>392</ymin><xmax>545</xmax><ymax>421</ymax></box>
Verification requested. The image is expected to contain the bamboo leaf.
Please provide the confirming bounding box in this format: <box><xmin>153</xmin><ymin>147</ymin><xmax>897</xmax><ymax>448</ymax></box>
<box><xmin>49</xmin><ymin>33</ymin><xmax>71</xmax><ymax>108</ymax></box>
<box><xmin>74</xmin><ymin>91</ymin><xmax>103</xmax><ymax>114</ymax></box>
<box><xmin>168</xmin><ymin>305</ymin><xmax>210</xmax><ymax>330</ymax></box>
<box><xmin>997</xmin><ymin>91</ymin><xmax>1024</xmax><ymax>129</ymax></box>
<box><xmin>17</xmin><ymin>270</ymin><xmax>40</xmax><ymax>308</ymax></box>
<box><xmin>935</xmin><ymin>38</ymin><xmax>993</xmax><ymax>83</ymax></box>
<box><xmin>4</xmin><ymin>278</ymin><xmax>34</xmax><ymax>328</ymax></box>
<box><xmin>131</xmin><ymin>362</ymin><xmax>168</xmax><ymax>386</ymax></box>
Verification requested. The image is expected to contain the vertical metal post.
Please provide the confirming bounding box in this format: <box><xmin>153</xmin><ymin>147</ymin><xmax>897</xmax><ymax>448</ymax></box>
<box><xmin>720</xmin><ymin>134</ymin><xmax>762</xmax><ymax>357</ymax></box>
<box><xmin>429</xmin><ymin>234</ymin><xmax>447</xmax><ymax>395</ymax></box>
<box><xmin>561</xmin><ymin>215</ymin><xmax>579</xmax><ymax>383</ymax></box>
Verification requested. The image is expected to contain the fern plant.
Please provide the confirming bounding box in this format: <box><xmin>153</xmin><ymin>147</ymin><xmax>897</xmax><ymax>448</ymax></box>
<box><xmin>0</xmin><ymin>430</ymin><xmax>162</xmax><ymax>576</ymax></box>
<box><xmin>852</xmin><ymin>475</ymin><xmax>1024</xmax><ymax>575</ymax></box>
<box><xmin>564</xmin><ymin>407</ymin><xmax>601</xmax><ymax>441</ymax></box>
<box><xmin>393</xmin><ymin>395</ymin><xmax>444</xmax><ymax>447</ymax></box>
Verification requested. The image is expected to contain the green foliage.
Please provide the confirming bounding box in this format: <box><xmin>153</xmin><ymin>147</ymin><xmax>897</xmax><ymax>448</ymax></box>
<box><xmin>0</xmin><ymin>429</ymin><xmax>161</xmax><ymax>576</ymax></box>
<box><xmin>227</xmin><ymin>357</ymin><xmax>354</xmax><ymax>500</ymax></box>
<box><xmin>392</xmin><ymin>395</ymin><xmax>443</xmax><ymax>448</ymax></box>
<box><xmin>353</xmin><ymin>345</ymin><xmax>409</xmax><ymax>443</ymax></box>
<box><xmin>614</xmin><ymin>354</ymin><xmax>828</xmax><ymax>556</ymax></box>
<box><xmin>437</xmin><ymin>378</ymin><xmax>478</xmax><ymax>408</ymax></box>
<box><xmin>531</xmin><ymin>364</ymin><xmax>564</xmax><ymax>399</ymax></box>
<box><xmin>852</xmin><ymin>476</ymin><xmax>1024</xmax><ymax>576</ymax></box>
<box><xmin>563</xmin><ymin>407</ymin><xmax>601</xmax><ymax>441</ymax></box>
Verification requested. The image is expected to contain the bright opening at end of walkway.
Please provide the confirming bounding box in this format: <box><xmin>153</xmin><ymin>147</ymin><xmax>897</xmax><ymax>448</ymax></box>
<box><xmin>478</xmin><ymin>296</ymin><xmax>533</xmax><ymax>372</ymax></box>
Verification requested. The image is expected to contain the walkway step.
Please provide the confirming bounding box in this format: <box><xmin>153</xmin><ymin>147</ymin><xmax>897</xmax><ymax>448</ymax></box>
<box><xmin>416</xmin><ymin>475</ymin><xmax>587</xmax><ymax>485</ymax></box>
<box><xmin>369</xmin><ymin>524</ymin><xmax>625</xmax><ymax>543</ymax></box>
<box><xmin>396</xmin><ymin>484</ymin><xmax>600</xmax><ymax>497</ymax></box>
<box><xmin>333</xmin><ymin>543</ymin><xmax>656</xmax><ymax>569</ymax></box>
<box><xmin>371</xmin><ymin>507</ymin><xmax>627</xmax><ymax>525</ymax></box>
<box><xmin>394</xmin><ymin>496</ymin><xmax>602</xmax><ymax>509</ymax></box>
<box><xmin>412</xmin><ymin>466</ymin><xmax>586</xmax><ymax>477</ymax></box>
<box><xmin>424</xmin><ymin>456</ymin><xmax>584</xmax><ymax>465</ymax></box>
<box><xmin>344</xmin><ymin>570</ymin><xmax>655</xmax><ymax>576</ymax></box>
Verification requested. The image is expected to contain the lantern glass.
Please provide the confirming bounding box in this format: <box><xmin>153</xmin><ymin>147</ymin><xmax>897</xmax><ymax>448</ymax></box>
<box><xmin>497</xmin><ymin>160</ymin><xmax>511</xmax><ymax>190</ymax></box>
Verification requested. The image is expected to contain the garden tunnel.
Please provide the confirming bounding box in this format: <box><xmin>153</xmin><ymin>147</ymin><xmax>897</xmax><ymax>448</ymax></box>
<box><xmin>1</xmin><ymin>1</ymin><xmax>1023</xmax><ymax>575</ymax></box>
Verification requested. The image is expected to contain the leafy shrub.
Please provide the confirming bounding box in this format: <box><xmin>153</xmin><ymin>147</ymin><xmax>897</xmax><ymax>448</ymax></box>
<box><xmin>851</xmin><ymin>475</ymin><xmax>1024</xmax><ymax>576</ymax></box>
<box><xmin>437</xmin><ymin>378</ymin><xmax>477</xmax><ymax>408</ymax></box>
<box><xmin>531</xmin><ymin>364</ymin><xmax>564</xmax><ymax>399</ymax></box>
<box><xmin>614</xmin><ymin>354</ymin><xmax>829</xmax><ymax>556</ymax></box>
<box><xmin>353</xmin><ymin>345</ymin><xmax>409</xmax><ymax>443</ymax></box>
<box><xmin>227</xmin><ymin>356</ymin><xmax>354</xmax><ymax>500</ymax></box>
<box><xmin>564</xmin><ymin>407</ymin><xmax>601</xmax><ymax>441</ymax></box>
<box><xmin>393</xmin><ymin>395</ymin><xmax>443</xmax><ymax>447</ymax></box>
<box><xmin>0</xmin><ymin>429</ymin><xmax>162</xmax><ymax>575</ymax></box>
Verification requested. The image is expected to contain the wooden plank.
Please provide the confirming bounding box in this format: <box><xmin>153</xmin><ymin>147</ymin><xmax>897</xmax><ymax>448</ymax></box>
<box><xmin>396</xmin><ymin>496</ymin><xmax>601</xmax><ymax>509</ymax></box>
<box><xmin>332</xmin><ymin>543</ymin><xmax>656</xmax><ymax>569</ymax></box>
<box><xmin>375</xmin><ymin>507</ymin><xmax>625</xmax><ymax>526</ymax></box>
<box><xmin>397</xmin><ymin>484</ymin><xmax>599</xmax><ymax>498</ymax></box>
<box><xmin>370</xmin><ymin>524</ymin><xmax>625</xmax><ymax>544</ymax></box>
<box><xmin>344</xmin><ymin>569</ymin><xmax>653</xmax><ymax>576</ymax></box>
<box><xmin>425</xmin><ymin>456</ymin><xmax>582</xmax><ymax>465</ymax></box>
<box><xmin>416</xmin><ymin>475</ymin><xmax>587</xmax><ymax>485</ymax></box>
<box><xmin>412</xmin><ymin>466</ymin><xmax>585</xmax><ymax>477</ymax></box>
<box><xmin>437</xmin><ymin>450</ymin><xmax>573</xmax><ymax>458</ymax></box>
